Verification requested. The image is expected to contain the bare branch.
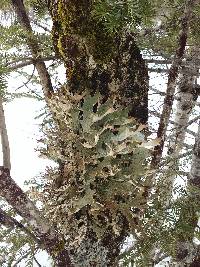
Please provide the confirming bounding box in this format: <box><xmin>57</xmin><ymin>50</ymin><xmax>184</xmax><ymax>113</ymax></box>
<box><xmin>5</xmin><ymin>56</ymin><xmax>57</xmax><ymax>71</ymax></box>
<box><xmin>150</xmin><ymin>87</ymin><xmax>200</xmax><ymax>107</ymax></box>
<box><xmin>32</xmin><ymin>20</ymin><xmax>51</xmax><ymax>33</ymax></box>
<box><xmin>12</xmin><ymin>250</ymin><xmax>31</xmax><ymax>267</ymax></box>
<box><xmin>148</xmin><ymin>68</ymin><xmax>169</xmax><ymax>73</ymax></box>
<box><xmin>33</xmin><ymin>255</ymin><xmax>42</xmax><ymax>267</ymax></box>
<box><xmin>151</xmin><ymin>0</ymin><xmax>197</xmax><ymax>167</ymax></box>
<box><xmin>150</xmin><ymin>110</ymin><xmax>197</xmax><ymax>137</ymax></box>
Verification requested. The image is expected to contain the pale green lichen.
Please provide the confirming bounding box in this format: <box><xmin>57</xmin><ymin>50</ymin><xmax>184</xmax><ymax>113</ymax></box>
<box><xmin>43</xmin><ymin>92</ymin><xmax>151</xmax><ymax>241</ymax></box>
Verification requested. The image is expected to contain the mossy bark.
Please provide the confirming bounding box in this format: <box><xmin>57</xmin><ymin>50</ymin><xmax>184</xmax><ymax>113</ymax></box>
<box><xmin>47</xmin><ymin>1</ymin><xmax>149</xmax><ymax>266</ymax></box>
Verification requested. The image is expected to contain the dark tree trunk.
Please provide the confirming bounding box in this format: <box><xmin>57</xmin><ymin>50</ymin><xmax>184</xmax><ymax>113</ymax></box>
<box><xmin>47</xmin><ymin>1</ymin><xmax>149</xmax><ymax>266</ymax></box>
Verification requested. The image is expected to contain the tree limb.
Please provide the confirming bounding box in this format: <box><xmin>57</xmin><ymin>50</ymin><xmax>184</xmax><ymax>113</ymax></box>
<box><xmin>11</xmin><ymin>0</ymin><xmax>54</xmax><ymax>100</ymax></box>
<box><xmin>12</xmin><ymin>250</ymin><xmax>31</xmax><ymax>267</ymax></box>
<box><xmin>0</xmin><ymin>167</ymin><xmax>73</xmax><ymax>266</ymax></box>
<box><xmin>150</xmin><ymin>87</ymin><xmax>200</xmax><ymax>108</ymax></box>
<box><xmin>5</xmin><ymin>56</ymin><xmax>57</xmax><ymax>71</ymax></box>
<box><xmin>0</xmin><ymin>207</ymin><xmax>39</xmax><ymax>243</ymax></box>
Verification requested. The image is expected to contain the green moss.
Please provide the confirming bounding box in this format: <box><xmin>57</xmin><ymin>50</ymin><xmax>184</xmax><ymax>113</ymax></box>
<box><xmin>52</xmin><ymin>0</ymin><xmax>116</xmax><ymax>63</ymax></box>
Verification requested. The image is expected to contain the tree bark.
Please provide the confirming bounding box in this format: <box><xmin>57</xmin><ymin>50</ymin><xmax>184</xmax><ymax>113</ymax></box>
<box><xmin>169</xmin><ymin>121</ymin><xmax>200</xmax><ymax>266</ymax></box>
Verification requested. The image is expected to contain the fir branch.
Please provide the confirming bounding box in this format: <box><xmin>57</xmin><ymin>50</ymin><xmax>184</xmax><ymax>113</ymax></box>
<box><xmin>0</xmin><ymin>207</ymin><xmax>39</xmax><ymax>243</ymax></box>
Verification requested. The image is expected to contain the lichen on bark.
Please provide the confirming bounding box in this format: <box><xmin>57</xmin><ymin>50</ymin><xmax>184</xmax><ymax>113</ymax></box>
<box><xmin>45</xmin><ymin>1</ymin><xmax>150</xmax><ymax>265</ymax></box>
<box><xmin>48</xmin><ymin>0</ymin><xmax>149</xmax><ymax>124</ymax></box>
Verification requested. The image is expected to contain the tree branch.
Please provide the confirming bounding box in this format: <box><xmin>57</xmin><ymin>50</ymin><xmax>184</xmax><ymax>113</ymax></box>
<box><xmin>11</xmin><ymin>0</ymin><xmax>54</xmax><ymax>100</ymax></box>
<box><xmin>151</xmin><ymin>0</ymin><xmax>197</xmax><ymax>167</ymax></box>
<box><xmin>5</xmin><ymin>56</ymin><xmax>57</xmax><ymax>71</ymax></box>
<box><xmin>0</xmin><ymin>207</ymin><xmax>39</xmax><ymax>243</ymax></box>
<box><xmin>150</xmin><ymin>110</ymin><xmax>197</xmax><ymax>137</ymax></box>
<box><xmin>150</xmin><ymin>87</ymin><xmax>200</xmax><ymax>108</ymax></box>
<box><xmin>0</xmin><ymin>167</ymin><xmax>73</xmax><ymax>266</ymax></box>
<box><xmin>12</xmin><ymin>250</ymin><xmax>31</xmax><ymax>267</ymax></box>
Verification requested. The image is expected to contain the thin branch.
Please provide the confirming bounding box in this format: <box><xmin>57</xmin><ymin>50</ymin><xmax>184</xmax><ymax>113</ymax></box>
<box><xmin>151</xmin><ymin>0</ymin><xmax>197</xmax><ymax>167</ymax></box>
<box><xmin>0</xmin><ymin>207</ymin><xmax>39</xmax><ymax>243</ymax></box>
<box><xmin>187</xmin><ymin>115</ymin><xmax>200</xmax><ymax>127</ymax></box>
<box><xmin>148</xmin><ymin>68</ymin><xmax>168</xmax><ymax>73</ymax></box>
<box><xmin>150</xmin><ymin>87</ymin><xmax>200</xmax><ymax>107</ymax></box>
<box><xmin>33</xmin><ymin>255</ymin><xmax>42</xmax><ymax>267</ymax></box>
<box><xmin>11</xmin><ymin>0</ymin><xmax>54</xmax><ymax>100</ymax></box>
<box><xmin>12</xmin><ymin>250</ymin><xmax>31</xmax><ymax>267</ymax></box>
<box><xmin>149</xmin><ymin>110</ymin><xmax>197</xmax><ymax>137</ymax></box>
<box><xmin>146</xmin><ymin>59</ymin><xmax>172</xmax><ymax>65</ymax></box>
<box><xmin>14</xmin><ymin>65</ymin><xmax>36</xmax><ymax>91</ymax></box>
<box><xmin>32</xmin><ymin>20</ymin><xmax>51</xmax><ymax>33</ymax></box>
<box><xmin>5</xmin><ymin>56</ymin><xmax>57</xmax><ymax>71</ymax></box>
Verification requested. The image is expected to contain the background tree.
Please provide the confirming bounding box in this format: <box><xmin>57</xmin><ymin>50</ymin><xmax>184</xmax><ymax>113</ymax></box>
<box><xmin>0</xmin><ymin>0</ymin><xmax>199</xmax><ymax>266</ymax></box>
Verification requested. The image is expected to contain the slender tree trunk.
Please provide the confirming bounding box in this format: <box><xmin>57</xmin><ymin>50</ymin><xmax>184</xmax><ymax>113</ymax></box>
<box><xmin>169</xmin><ymin>121</ymin><xmax>200</xmax><ymax>267</ymax></box>
<box><xmin>165</xmin><ymin>46</ymin><xmax>199</xmax><ymax>199</ymax></box>
<box><xmin>151</xmin><ymin>0</ymin><xmax>197</xmax><ymax>167</ymax></box>
<box><xmin>0</xmin><ymin>97</ymin><xmax>11</xmax><ymax>170</ymax></box>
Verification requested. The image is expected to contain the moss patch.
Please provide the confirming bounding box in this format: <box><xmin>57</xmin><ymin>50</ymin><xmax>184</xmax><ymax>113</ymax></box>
<box><xmin>50</xmin><ymin>0</ymin><xmax>116</xmax><ymax>63</ymax></box>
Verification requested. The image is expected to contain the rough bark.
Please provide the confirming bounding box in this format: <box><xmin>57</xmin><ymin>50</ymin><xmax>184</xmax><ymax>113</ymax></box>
<box><xmin>188</xmin><ymin>123</ymin><xmax>200</xmax><ymax>187</ymax></box>
<box><xmin>168</xmin><ymin>49</ymin><xmax>199</xmax><ymax>155</ymax></box>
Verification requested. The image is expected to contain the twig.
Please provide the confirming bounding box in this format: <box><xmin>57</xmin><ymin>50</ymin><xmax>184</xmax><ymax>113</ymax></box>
<box><xmin>33</xmin><ymin>255</ymin><xmax>42</xmax><ymax>267</ymax></box>
<box><xmin>12</xmin><ymin>250</ymin><xmax>31</xmax><ymax>267</ymax></box>
<box><xmin>0</xmin><ymin>208</ymin><xmax>39</xmax><ymax>243</ymax></box>
<box><xmin>150</xmin><ymin>87</ymin><xmax>200</xmax><ymax>107</ymax></box>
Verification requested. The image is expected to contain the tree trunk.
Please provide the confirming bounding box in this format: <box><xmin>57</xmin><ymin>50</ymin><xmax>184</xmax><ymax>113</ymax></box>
<box><xmin>46</xmin><ymin>1</ymin><xmax>149</xmax><ymax>266</ymax></box>
<box><xmin>165</xmin><ymin>46</ymin><xmax>199</xmax><ymax>200</ymax></box>
<box><xmin>170</xmin><ymin>120</ymin><xmax>200</xmax><ymax>267</ymax></box>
